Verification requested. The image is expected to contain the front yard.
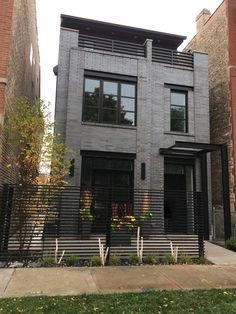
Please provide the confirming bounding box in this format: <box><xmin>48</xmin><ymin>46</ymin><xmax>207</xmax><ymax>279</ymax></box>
<box><xmin>1</xmin><ymin>289</ymin><xmax>236</xmax><ymax>313</ymax></box>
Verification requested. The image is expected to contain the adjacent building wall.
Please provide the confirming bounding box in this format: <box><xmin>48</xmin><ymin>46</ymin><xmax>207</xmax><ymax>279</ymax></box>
<box><xmin>185</xmin><ymin>1</ymin><xmax>235</xmax><ymax>238</ymax></box>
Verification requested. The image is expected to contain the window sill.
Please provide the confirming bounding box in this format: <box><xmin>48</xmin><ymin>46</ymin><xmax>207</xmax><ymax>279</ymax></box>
<box><xmin>81</xmin><ymin>121</ymin><xmax>137</xmax><ymax>130</ymax></box>
<box><xmin>164</xmin><ymin>131</ymin><xmax>195</xmax><ymax>137</ymax></box>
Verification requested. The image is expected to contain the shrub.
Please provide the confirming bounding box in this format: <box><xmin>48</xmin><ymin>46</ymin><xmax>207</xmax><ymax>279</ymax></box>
<box><xmin>42</xmin><ymin>257</ymin><xmax>56</xmax><ymax>267</ymax></box>
<box><xmin>90</xmin><ymin>255</ymin><xmax>102</xmax><ymax>267</ymax></box>
<box><xmin>65</xmin><ymin>255</ymin><xmax>79</xmax><ymax>266</ymax></box>
<box><xmin>226</xmin><ymin>236</ymin><xmax>236</xmax><ymax>252</ymax></box>
<box><xmin>178</xmin><ymin>254</ymin><xmax>192</xmax><ymax>265</ymax></box>
<box><xmin>143</xmin><ymin>254</ymin><xmax>159</xmax><ymax>265</ymax></box>
<box><xmin>128</xmin><ymin>254</ymin><xmax>139</xmax><ymax>265</ymax></box>
<box><xmin>162</xmin><ymin>254</ymin><xmax>175</xmax><ymax>265</ymax></box>
<box><xmin>108</xmin><ymin>255</ymin><xmax>121</xmax><ymax>266</ymax></box>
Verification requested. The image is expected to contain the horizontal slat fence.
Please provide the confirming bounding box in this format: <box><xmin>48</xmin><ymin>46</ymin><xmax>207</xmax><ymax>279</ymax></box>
<box><xmin>0</xmin><ymin>185</ymin><xmax>204</xmax><ymax>263</ymax></box>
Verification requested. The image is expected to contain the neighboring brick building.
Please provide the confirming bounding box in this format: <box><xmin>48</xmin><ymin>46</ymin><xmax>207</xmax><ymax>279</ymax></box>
<box><xmin>185</xmin><ymin>0</ymin><xmax>236</xmax><ymax>239</ymax></box>
<box><xmin>0</xmin><ymin>0</ymin><xmax>40</xmax><ymax>184</ymax></box>
<box><xmin>0</xmin><ymin>0</ymin><xmax>40</xmax><ymax>127</ymax></box>
<box><xmin>53</xmin><ymin>15</ymin><xmax>216</xmax><ymax>256</ymax></box>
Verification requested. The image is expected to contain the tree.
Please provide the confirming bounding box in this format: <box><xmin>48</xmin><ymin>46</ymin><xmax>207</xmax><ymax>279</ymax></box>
<box><xmin>6</xmin><ymin>96</ymin><xmax>70</xmax><ymax>185</ymax></box>
<box><xmin>4</xmin><ymin>97</ymin><xmax>70</xmax><ymax>256</ymax></box>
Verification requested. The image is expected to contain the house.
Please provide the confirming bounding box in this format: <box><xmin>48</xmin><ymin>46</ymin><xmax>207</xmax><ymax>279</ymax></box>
<box><xmin>185</xmin><ymin>0</ymin><xmax>236</xmax><ymax>240</ymax></box>
<box><xmin>0</xmin><ymin>0</ymin><xmax>40</xmax><ymax>184</ymax></box>
<box><xmin>52</xmin><ymin>15</ymin><xmax>229</xmax><ymax>258</ymax></box>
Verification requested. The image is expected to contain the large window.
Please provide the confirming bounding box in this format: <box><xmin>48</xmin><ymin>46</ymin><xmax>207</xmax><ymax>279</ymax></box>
<box><xmin>83</xmin><ymin>76</ymin><xmax>136</xmax><ymax>126</ymax></box>
<box><xmin>170</xmin><ymin>90</ymin><xmax>187</xmax><ymax>133</ymax></box>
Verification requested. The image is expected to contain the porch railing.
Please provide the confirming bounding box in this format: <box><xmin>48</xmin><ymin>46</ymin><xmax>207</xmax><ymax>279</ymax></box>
<box><xmin>78</xmin><ymin>34</ymin><xmax>194</xmax><ymax>68</ymax></box>
<box><xmin>0</xmin><ymin>184</ymin><xmax>204</xmax><ymax>262</ymax></box>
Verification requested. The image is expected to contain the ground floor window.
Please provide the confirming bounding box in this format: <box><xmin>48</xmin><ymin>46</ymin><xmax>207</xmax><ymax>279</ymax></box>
<box><xmin>80</xmin><ymin>152</ymin><xmax>135</xmax><ymax>233</ymax></box>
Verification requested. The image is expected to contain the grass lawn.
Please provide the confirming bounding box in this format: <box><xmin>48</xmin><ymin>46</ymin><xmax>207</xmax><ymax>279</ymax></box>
<box><xmin>0</xmin><ymin>289</ymin><xmax>236</xmax><ymax>313</ymax></box>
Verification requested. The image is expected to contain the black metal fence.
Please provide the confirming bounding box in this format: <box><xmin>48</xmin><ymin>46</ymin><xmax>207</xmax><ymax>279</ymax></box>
<box><xmin>78</xmin><ymin>34</ymin><xmax>194</xmax><ymax>68</ymax></box>
<box><xmin>0</xmin><ymin>184</ymin><xmax>204</xmax><ymax>262</ymax></box>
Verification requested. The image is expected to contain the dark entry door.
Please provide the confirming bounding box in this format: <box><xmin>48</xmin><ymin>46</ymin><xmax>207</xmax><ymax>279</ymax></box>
<box><xmin>164</xmin><ymin>163</ymin><xmax>188</xmax><ymax>234</ymax></box>
<box><xmin>92</xmin><ymin>170</ymin><xmax>133</xmax><ymax>233</ymax></box>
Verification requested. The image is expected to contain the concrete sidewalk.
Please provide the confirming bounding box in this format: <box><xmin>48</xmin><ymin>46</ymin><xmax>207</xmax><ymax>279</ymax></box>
<box><xmin>1</xmin><ymin>265</ymin><xmax>236</xmax><ymax>298</ymax></box>
<box><xmin>205</xmin><ymin>241</ymin><xmax>236</xmax><ymax>264</ymax></box>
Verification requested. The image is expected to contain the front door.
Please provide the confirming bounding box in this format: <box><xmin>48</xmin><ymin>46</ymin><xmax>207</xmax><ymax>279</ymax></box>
<box><xmin>164</xmin><ymin>161</ymin><xmax>194</xmax><ymax>234</ymax></box>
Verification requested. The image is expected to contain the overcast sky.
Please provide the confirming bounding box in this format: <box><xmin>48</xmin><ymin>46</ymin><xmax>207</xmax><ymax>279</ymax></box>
<box><xmin>36</xmin><ymin>0</ymin><xmax>222</xmax><ymax>116</ymax></box>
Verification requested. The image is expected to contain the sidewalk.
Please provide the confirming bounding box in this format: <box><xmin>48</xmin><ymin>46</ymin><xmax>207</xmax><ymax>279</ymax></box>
<box><xmin>1</xmin><ymin>265</ymin><xmax>236</xmax><ymax>298</ymax></box>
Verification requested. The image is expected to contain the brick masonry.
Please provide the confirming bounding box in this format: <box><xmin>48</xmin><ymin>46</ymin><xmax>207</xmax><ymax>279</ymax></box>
<box><xmin>55</xmin><ymin>26</ymin><xmax>209</xmax><ymax>199</ymax></box>
<box><xmin>0</xmin><ymin>0</ymin><xmax>40</xmax><ymax>125</ymax></box>
<box><xmin>185</xmin><ymin>0</ymin><xmax>236</xmax><ymax>238</ymax></box>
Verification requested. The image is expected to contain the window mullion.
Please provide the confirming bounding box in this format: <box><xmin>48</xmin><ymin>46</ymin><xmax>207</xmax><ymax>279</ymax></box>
<box><xmin>99</xmin><ymin>80</ymin><xmax>103</xmax><ymax>123</ymax></box>
<box><xmin>118</xmin><ymin>82</ymin><xmax>121</xmax><ymax>124</ymax></box>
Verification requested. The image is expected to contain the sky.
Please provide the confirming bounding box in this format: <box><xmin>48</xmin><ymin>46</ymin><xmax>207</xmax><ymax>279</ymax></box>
<box><xmin>36</xmin><ymin>0</ymin><xmax>223</xmax><ymax>117</ymax></box>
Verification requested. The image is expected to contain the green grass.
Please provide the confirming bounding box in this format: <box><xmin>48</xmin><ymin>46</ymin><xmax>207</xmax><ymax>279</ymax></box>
<box><xmin>1</xmin><ymin>289</ymin><xmax>236</xmax><ymax>313</ymax></box>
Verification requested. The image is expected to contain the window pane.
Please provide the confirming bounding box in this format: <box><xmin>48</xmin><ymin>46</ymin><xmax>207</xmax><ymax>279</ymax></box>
<box><xmin>113</xmin><ymin>173</ymin><xmax>130</xmax><ymax>187</ymax></box>
<box><xmin>85</xmin><ymin>93</ymin><xmax>99</xmax><ymax>107</ymax></box>
<box><xmin>121</xmin><ymin>97</ymin><xmax>135</xmax><ymax>111</ymax></box>
<box><xmin>171</xmin><ymin>106</ymin><xmax>185</xmax><ymax>120</ymax></box>
<box><xmin>120</xmin><ymin>111</ymin><xmax>135</xmax><ymax>125</ymax></box>
<box><xmin>171</xmin><ymin>92</ymin><xmax>186</xmax><ymax>106</ymax></box>
<box><xmin>171</xmin><ymin>119</ymin><xmax>186</xmax><ymax>132</ymax></box>
<box><xmin>103</xmin><ymin>109</ymin><xmax>117</xmax><ymax>124</ymax></box>
<box><xmin>111</xmin><ymin>159</ymin><xmax>133</xmax><ymax>171</ymax></box>
<box><xmin>104</xmin><ymin>81</ymin><xmax>118</xmax><ymax>95</ymax></box>
<box><xmin>165</xmin><ymin>164</ymin><xmax>185</xmax><ymax>175</ymax></box>
<box><xmin>103</xmin><ymin>95</ymin><xmax>117</xmax><ymax>109</ymax></box>
<box><xmin>85</xmin><ymin>79</ymin><xmax>100</xmax><ymax>93</ymax></box>
<box><xmin>83</xmin><ymin>107</ymin><xmax>99</xmax><ymax>122</ymax></box>
<box><xmin>121</xmin><ymin>84</ymin><xmax>135</xmax><ymax>97</ymax></box>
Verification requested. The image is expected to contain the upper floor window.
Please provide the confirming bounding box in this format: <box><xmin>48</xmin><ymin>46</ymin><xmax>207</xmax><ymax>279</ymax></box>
<box><xmin>170</xmin><ymin>90</ymin><xmax>187</xmax><ymax>133</ymax></box>
<box><xmin>83</xmin><ymin>76</ymin><xmax>136</xmax><ymax>126</ymax></box>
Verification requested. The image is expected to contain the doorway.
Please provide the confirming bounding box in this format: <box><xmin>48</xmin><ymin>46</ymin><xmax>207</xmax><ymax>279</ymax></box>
<box><xmin>164</xmin><ymin>159</ymin><xmax>194</xmax><ymax>234</ymax></box>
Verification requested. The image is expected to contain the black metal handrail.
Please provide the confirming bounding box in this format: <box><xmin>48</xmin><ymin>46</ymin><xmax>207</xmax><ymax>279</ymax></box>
<box><xmin>78</xmin><ymin>34</ymin><xmax>194</xmax><ymax>68</ymax></box>
<box><xmin>152</xmin><ymin>46</ymin><xmax>194</xmax><ymax>68</ymax></box>
<box><xmin>78</xmin><ymin>34</ymin><xmax>146</xmax><ymax>57</ymax></box>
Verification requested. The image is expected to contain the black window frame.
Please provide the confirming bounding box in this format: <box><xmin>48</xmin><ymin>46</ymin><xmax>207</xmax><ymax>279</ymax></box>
<box><xmin>170</xmin><ymin>89</ymin><xmax>188</xmax><ymax>133</ymax></box>
<box><xmin>82</xmin><ymin>72</ymin><xmax>137</xmax><ymax>126</ymax></box>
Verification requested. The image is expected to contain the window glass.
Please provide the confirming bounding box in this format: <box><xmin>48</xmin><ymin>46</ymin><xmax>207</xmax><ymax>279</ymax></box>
<box><xmin>170</xmin><ymin>90</ymin><xmax>187</xmax><ymax>133</ymax></box>
<box><xmin>121</xmin><ymin>98</ymin><xmax>135</xmax><ymax>111</ymax></box>
<box><xmin>85</xmin><ymin>79</ymin><xmax>100</xmax><ymax>93</ymax></box>
<box><xmin>171</xmin><ymin>107</ymin><xmax>185</xmax><ymax>120</ymax></box>
<box><xmin>171</xmin><ymin>119</ymin><xmax>186</xmax><ymax>133</ymax></box>
<box><xmin>103</xmin><ymin>109</ymin><xmax>117</xmax><ymax>124</ymax></box>
<box><xmin>83</xmin><ymin>107</ymin><xmax>99</xmax><ymax>122</ymax></box>
<box><xmin>104</xmin><ymin>81</ymin><xmax>118</xmax><ymax>95</ymax></box>
<box><xmin>83</xmin><ymin>76</ymin><xmax>136</xmax><ymax>126</ymax></box>
<box><xmin>171</xmin><ymin>92</ymin><xmax>186</xmax><ymax>106</ymax></box>
<box><xmin>120</xmin><ymin>111</ymin><xmax>135</xmax><ymax>125</ymax></box>
<box><xmin>165</xmin><ymin>164</ymin><xmax>185</xmax><ymax>175</ymax></box>
<box><xmin>121</xmin><ymin>84</ymin><xmax>135</xmax><ymax>97</ymax></box>
<box><xmin>103</xmin><ymin>95</ymin><xmax>117</xmax><ymax>109</ymax></box>
<box><xmin>84</xmin><ymin>93</ymin><xmax>99</xmax><ymax>107</ymax></box>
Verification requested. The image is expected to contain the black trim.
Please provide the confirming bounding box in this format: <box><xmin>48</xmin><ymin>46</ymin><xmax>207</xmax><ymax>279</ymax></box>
<box><xmin>61</xmin><ymin>15</ymin><xmax>186</xmax><ymax>50</ymax></box>
<box><xmin>80</xmin><ymin>150</ymin><xmax>136</xmax><ymax>160</ymax></box>
<box><xmin>165</xmin><ymin>83</ymin><xmax>194</xmax><ymax>91</ymax></box>
<box><xmin>84</xmin><ymin>70</ymin><xmax>137</xmax><ymax>82</ymax></box>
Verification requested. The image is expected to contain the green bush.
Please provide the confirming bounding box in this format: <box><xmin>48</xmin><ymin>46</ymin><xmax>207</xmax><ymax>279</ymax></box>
<box><xmin>108</xmin><ymin>255</ymin><xmax>121</xmax><ymax>266</ymax></box>
<box><xmin>162</xmin><ymin>254</ymin><xmax>175</xmax><ymax>265</ymax></box>
<box><xmin>90</xmin><ymin>255</ymin><xmax>102</xmax><ymax>267</ymax></box>
<box><xmin>42</xmin><ymin>257</ymin><xmax>56</xmax><ymax>267</ymax></box>
<box><xmin>178</xmin><ymin>254</ymin><xmax>192</xmax><ymax>265</ymax></box>
<box><xmin>226</xmin><ymin>236</ymin><xmax>236</xmax><ymax>252</ymax></box>
<box><xmin>65</xmin><ymin>255</ymin><xmax>79</xmax><ymax>266</ymax></box>
<box><xmin>128</xmin><ymin>254</ymin><xmax>139</xmax><ymax>265</ymax></box>
<box><xmin>143</xmin><ymin>254</ymin><xmax>159</xmax><ymax>265</ymax></box>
